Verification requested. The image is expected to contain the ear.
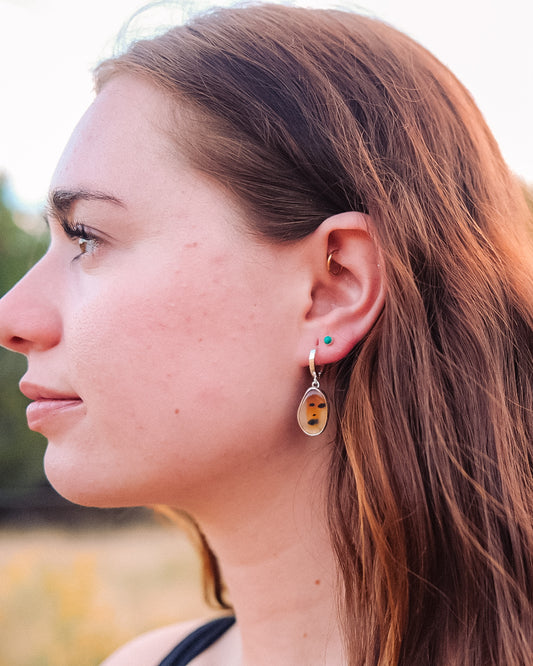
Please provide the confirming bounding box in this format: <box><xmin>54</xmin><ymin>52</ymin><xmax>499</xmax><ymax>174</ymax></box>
<box><xmin>298</xmin><ymin>211</ymin><xmax>385</xmax><ymax>366</ymax></box>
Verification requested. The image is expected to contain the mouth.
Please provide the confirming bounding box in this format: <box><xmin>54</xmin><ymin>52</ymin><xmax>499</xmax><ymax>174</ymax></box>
<box><xmin>19</xmin><ymin>382</ymin><xmax>84</xmax><ymax>432</ymax></box>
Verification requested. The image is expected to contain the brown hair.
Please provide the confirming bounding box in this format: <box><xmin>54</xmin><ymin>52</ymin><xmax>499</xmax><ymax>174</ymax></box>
<box><xmin>95</xmin><ymin>5</ymin><xmax>533</xmax><ymax>664</ymax></box>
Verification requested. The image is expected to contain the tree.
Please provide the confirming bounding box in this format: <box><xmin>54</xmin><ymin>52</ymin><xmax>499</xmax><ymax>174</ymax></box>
<box><xmin>0</xmin><ymin>176</ymin><xmax>49</xmax><ymax>500</ymax></box>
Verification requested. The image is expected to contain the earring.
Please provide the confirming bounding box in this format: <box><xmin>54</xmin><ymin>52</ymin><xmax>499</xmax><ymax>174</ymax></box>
<box><xmin>297</xmin><ymin>349</ymin><xmax>329</xmax><ymax>436</ymax></box>
<box><xmin>327</xmin><ymin>250</ymin><xmax>342</xmax><ymax>276</ymax></box>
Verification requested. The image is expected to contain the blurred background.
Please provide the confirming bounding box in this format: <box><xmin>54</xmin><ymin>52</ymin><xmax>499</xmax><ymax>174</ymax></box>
<box><xmin>1</xmin><ymin>0</ymin><xmax>532</xmax><ymax>664</ymax></box>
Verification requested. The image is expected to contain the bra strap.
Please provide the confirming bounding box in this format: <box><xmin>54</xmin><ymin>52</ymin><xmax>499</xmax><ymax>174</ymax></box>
<box><xmin>158</xmin><ymin>616</ymin><xmax>236</xmax><ymax>666</ymax></box>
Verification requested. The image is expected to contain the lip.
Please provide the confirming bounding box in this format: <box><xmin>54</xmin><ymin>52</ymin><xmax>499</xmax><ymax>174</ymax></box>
<box><xmin>19</xmin><ymin>381</ymin><xmax>81</xmax><ymax>402</ymax></box>
<box><xmin>20</xmin><ymin>382</ymin><xmax>84</xmax><ymax>432</ymax></box>
<box><xmin>25</xmin><ymin>399</ymin><xmax>84</xmax><ymax>431</ymax></box>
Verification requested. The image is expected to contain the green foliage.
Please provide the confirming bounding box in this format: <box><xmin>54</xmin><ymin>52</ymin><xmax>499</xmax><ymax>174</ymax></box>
<box><xmin>0</xmin><ymin>177</ymin><xmax>49</xmax><ymax>495</ymax></box>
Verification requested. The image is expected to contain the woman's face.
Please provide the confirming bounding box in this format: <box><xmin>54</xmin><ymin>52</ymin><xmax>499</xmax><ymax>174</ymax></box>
<box><xmin>0</xmin><ymin>76</ymin><xmax>309</xmax><ymax>510</ymax></box>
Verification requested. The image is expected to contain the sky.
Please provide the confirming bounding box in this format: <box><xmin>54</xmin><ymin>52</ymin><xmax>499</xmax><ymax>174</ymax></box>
<box><xmin>1</xmin><ymin>0</ymin><xmax>532</xmax><ymax>213</ymax></box>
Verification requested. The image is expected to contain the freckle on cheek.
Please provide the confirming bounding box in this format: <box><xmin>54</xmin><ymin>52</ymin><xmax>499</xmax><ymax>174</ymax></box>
<box><xmin>174</xmin><ymin>408</ymin><xmax>180</xmax><ymax>415</ymax></box>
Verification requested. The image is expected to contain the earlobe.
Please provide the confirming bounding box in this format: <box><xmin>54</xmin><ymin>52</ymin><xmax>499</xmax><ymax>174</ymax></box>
<box><xmin>299</xmin><ymin>212</ymin><xmax>385</xmax><ymax>366</ymax></box>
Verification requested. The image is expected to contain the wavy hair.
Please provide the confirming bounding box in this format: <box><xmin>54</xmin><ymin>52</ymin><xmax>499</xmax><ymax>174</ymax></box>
<box><xmin>95</xmin><ymin>5</ymin><xmax>533</xmax><ymax>664</ymax></box>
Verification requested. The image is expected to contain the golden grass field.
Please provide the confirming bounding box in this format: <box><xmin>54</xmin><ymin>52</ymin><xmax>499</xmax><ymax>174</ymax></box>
<box><xmin>0</xmin><ymin>518</ymin><xmax>214</xmax><ymax>666</ymax></box>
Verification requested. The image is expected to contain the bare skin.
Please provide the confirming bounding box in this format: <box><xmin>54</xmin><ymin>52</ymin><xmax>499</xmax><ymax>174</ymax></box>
<box><xmin>0</xmin><ymin>76</ymin><xmax>384</xmax><ymax>665</ymax></box>
<box><xmin>104</xmin><ymin>431</ymin><xmax>344</xmax><ymax>665</ymax></box>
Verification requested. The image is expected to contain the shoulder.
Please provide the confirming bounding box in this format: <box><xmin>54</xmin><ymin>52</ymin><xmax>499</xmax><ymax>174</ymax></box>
<box><xmin>100</xmin><ymin>618</ymin><xmax>207</xmax><ymax>666</ymax></box>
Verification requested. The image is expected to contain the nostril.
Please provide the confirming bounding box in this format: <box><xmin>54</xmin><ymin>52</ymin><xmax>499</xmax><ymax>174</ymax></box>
<box><xmin>11</xmin><ymin>336</ymin><xmax>25</xmax><ymax>344</ymax></box>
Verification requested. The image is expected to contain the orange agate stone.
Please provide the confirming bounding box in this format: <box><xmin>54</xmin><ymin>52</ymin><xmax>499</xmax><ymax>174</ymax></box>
<box><xmin>297</xmin><ymin>387</ymin><xmax>328</xmax><ymax>436</ymax></box>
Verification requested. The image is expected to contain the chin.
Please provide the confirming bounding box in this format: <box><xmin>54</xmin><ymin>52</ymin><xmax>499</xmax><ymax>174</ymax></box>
<box><xmin>46</xmin><ymin>477</ymin><xmax>127</xmax><ymax>509</ymax></box>
<box><xmin>43</xmin><ymin>449</ymin><xmax>139</xmax><ymax>509</ymax></box>
<box><xmin>48</xmin><ymin>482</ymin><xmax>144</xmax><ymax>510</ymax></box>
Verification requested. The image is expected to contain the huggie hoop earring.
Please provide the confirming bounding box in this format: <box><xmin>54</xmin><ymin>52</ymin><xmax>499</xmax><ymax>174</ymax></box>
<box><xmin>327</xmin><ymin>251</ymin><xmax>342</xmax><ymax>276</ymax></box>
<box><xmin>297</xmin><ymin>349</ymin><xmax>329</xmax><ymax>436</ymax></box>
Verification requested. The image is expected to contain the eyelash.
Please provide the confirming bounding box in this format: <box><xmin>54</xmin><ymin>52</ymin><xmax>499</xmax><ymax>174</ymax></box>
<box><xmin>60</xmin><ymin>220</ymin><xmax>101</xmax><ymax>260</ymax></box>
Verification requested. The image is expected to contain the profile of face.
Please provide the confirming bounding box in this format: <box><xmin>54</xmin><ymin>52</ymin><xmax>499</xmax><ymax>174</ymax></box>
<box><xmin>0</xmin><ymin>76</ymin><xmax>313</xmax><ymax>511</ymax></box>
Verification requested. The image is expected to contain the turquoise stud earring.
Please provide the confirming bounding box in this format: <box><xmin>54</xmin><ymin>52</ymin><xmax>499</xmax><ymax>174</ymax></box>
<box><xmin>323</xmin><ymin>335</ymin><xmax>333</xmax><ymax>345</ymax></box>
<box><xmin>297</xmin><ymin>349</ymin><xmax>329</xmax><ymax>436</ymax></box>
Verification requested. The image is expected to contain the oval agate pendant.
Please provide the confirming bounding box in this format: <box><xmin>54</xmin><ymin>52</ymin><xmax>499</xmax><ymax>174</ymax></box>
<box><xmin>297</xmin><ymin>387</ymin><xmax>328</xmax><ymax>436</ymax></box>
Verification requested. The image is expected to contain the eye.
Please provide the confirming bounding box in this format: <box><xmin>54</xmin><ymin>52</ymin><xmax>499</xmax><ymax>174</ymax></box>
<box><xmin>60</xmin><ymin>220</ymin><xmax>102</xmax><ymax>260</ymax></box>
<box><xmin>77</xmin><ymin>234</ymin><xmax>99</xmax><ymax>257</ymax></box>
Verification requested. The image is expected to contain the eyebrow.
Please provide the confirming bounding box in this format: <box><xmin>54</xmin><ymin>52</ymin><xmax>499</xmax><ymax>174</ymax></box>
<box><xmin>45</xmin><ymin>188</ymin><xmax>126</xmax><ymax>220</ymax></box>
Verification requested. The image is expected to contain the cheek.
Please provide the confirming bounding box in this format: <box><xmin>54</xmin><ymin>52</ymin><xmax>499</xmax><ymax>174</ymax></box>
<box><xmin>47</xmin><ymin>249</ymin><xmax>303</xmax><ymax>507</ymax></box>
<box><xmin>64</xmin><ymin>261</ymin><xmax>267</xmax><ymax>440</ymax></box>
<box><xmin>68</xmin><ymin>282</ymin><xmax>190</xmax><ymax>396</ymax></box>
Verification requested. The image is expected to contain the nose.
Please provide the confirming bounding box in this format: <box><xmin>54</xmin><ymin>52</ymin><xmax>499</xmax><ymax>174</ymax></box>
<box><xmin>0</xmin><ymin>257</ymin><xmax>62</xmax><ymax>355</ymax></box>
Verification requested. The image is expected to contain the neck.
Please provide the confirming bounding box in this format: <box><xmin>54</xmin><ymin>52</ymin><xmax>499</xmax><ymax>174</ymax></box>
<box><xmin>193</xmin><ymin>435</ymin><xmax>345</xmax><ymax>666</ymax></box>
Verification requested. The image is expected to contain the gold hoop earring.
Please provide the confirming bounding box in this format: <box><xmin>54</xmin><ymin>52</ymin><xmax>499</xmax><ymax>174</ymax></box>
<box><xmin>327</xmin><ymin>250</ymin><xmax>342</xmax><ymax>275</ymax></box>
<box><xmin>297</xmin><ymin>349</ymin><xmax>329</xmax><ymax>436</ymax></box>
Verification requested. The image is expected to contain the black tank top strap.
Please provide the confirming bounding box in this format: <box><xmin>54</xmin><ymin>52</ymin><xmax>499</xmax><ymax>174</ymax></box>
<box><xmin>158</xmin><ymin>616</ymin><xmax>236</xmax><ymax>666</ymax></box>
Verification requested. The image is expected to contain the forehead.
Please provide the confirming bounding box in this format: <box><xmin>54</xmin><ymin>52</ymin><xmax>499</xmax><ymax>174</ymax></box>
<box><xmin>50</xmin><ymin>75</ymin><xmax>178</xmax><ymax>199</ymax></box>
<box><xmin>48</xmin><ymin>74</ymin><xmax>248</xmax><ymax>243</ymax></box>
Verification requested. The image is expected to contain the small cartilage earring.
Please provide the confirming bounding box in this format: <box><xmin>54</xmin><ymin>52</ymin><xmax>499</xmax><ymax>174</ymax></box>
<box><xmin>327</xmin><ymin>250</ymin><xmax>342</xmax><ymax>276</ymax></box>
<box><xmin>297</xmin><ymin>349</ymin><xmax>329</xmax><ymax>436</ymax></box>
<box><xmin>323</xmin><ymin>335</ymin><xmax>333</xmax><ymax>345</ymax></box>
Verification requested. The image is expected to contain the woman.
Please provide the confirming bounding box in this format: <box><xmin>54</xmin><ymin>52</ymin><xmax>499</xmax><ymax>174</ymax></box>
<box><xmin>0</xmin><ymin>4</ymin><xmax>531</xmax><ymax>664</ymax></box>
